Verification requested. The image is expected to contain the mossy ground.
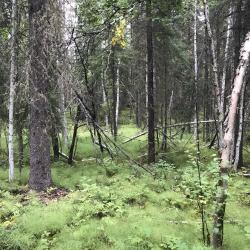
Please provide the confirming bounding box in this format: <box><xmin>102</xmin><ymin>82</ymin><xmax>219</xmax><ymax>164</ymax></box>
<box><xmin>0</xmin><ymin>125</ymin><xmax>249</xmax><ymax>250</ymax></box>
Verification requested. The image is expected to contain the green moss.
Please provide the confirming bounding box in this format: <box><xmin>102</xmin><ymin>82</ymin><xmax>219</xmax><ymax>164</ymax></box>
<box><xmin>0</xmin><ymin>126</ymin><xmax>249</xmax><ymax>249</ymax></box>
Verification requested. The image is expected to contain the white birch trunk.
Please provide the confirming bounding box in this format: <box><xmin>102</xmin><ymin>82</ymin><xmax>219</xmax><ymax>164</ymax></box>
<box><xmin>212</xmin><ymin>32</ymin><xmax>250</xmax><ymax>248</ymax></box>
<box><xmin>221</xmin><ymin>4</ymin><xmax>232</xmax><ymax>118</ymax></box>
<box><xmin>233</xmin><ymin>81</ymin><xmax>246</xmax><ymax>170</ymax></box>
<box><xmin>8</xmin><ymin>0</ymin><xmax>18</xmax><ymax>182</ymax></box>
<box><xmin>115</xmin><ymin>58</ymin><xmax>120</xmax><ymax>129</ymax></box>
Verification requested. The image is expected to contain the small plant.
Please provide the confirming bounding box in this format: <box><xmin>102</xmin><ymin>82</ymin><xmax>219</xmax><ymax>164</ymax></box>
<box><xmin>238</xmin><ymin>192</ymin><xmax>250</xmax><ymax>206</ymax></box>
<box><xmin>104</xmin><ymin>162</ymin><xmax>119</xmax><ymax>177</ymax></box>
<box><xmin>160</xmin><ymin>236</ymin><xmax>189</xmax><ymax>250</ymax></box>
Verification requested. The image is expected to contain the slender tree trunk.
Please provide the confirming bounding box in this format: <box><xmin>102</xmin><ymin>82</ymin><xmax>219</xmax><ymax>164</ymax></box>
<box><xmin>203</xmin><ymin>0</ymin><xmax>223</xmax><ymax>148</ymax></box>
<box><xmin>162</xmin><ymin>63</ymin><xmax>167</xmax><ymax>151</ymax></box>
<box><xmin>231</xmin><ymin>0</ymin><xmax>243</xmax><ymax>163</ymax></box>
<box><xmin>115</xmin><ymin>58</ymin><xmax>120</xmax><ymax>130</ymax></box>
<box><xmin>212</xmin><ymin>32</ymin><xmax>250</xmax><ymax>249</ymax></box>
<box><xmin>145</xmin><ymin>54</ymin><xmax>148</xmax><ymax>126</ymax></box>
<box><xmin>111</xmin><ymin>47</ymin><xmax>117</xmax><ymax>140</ymax></box>
<box><xmin>51</xmin><ymin>124</ymin><xmax>59</xmax><ymax>162</ymax></box>
<box><xmin>168</xmin><ymin>90</ymin><xmax>173</xmax><ymax>140</ymax></box>
<box><xmin>29</xmin><ymin>0</ymin><xmax>52</xmax><ymax>191</ymax></box>
<box><xmin>233</xmin><ymin>81</ymin><xmax>246</xmax><ymax>170</ymax></box>
<box><xmin>221</xmin><ymin>4</ymin><xmax>232</xmax><ymax>122</ymax></box>
<box><xmin>194</xmin><ymin>1</ymin><xmax>207</xmax><ymax>243</ymax></box>
<box><xmin>68</xmin><ymin>105</ymin><xmax>80</xmax><ymax>165</ymax></box>
<box><xmin>233</xmin><ymin>0</ymin><xmax>242</xmax><ymax>72</ymax></box>
<box><xmin>135</xmin><ymin>90</ymin><xmax>141</xmax><ymax>127</ymax></box>
<box><xmin>146</xmin><ymin>0</ymin><xmax>155</xmax><ymax>164</ymax></box>
<box><xmin>203</xmin><ymin>27</ymin><xmax>210</xmax><ymax>142</ymax></box>
<box><xmin>8</xmin><ymin>0</ymin><xmax>18</xmax><ymax>182</ymax></box>
<box><xmin>17</xmin><ymin>126</ymin><xmax>23</xmax><ymax>175</ymax></box>
<box><xmin>59</xmin><ymin>72</ymin><xmax>69</xmax><ymax>148</ymax></box>
<box><xmin>194</xmin><ymin>0</ymin><xmax>199</xmax><ymax>144</ymax></box>
<box><xmin>101</xmin><ymin>67</ymin><xmax>109</xmax><ymax>128</ymax></box>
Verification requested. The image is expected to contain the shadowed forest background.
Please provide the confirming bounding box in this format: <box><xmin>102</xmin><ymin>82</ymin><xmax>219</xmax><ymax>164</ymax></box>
<box><xmin>0</xmin><ymin>0</ymin><xmax>250</xmax><ymax>249</ymax></box>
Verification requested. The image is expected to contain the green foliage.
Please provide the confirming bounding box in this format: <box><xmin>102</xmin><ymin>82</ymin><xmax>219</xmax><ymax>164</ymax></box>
<box><xmin>160</xmin><ymin>236</ymin><xmax>189</xmax><ymax>250</ymax></box>
<box><xmin>0</xmin><ymin>129</ymin><xmax>249</xmax><ymax>249</ymax></box>
<box><xmin>176</xmin><ymin>153</ymin><xmax>218</xmax><ymax>206</ymax></box>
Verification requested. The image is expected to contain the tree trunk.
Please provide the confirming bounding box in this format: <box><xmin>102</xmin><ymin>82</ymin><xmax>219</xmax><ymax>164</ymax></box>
<box><xmin>115</xmin><ymin>58</ymin><xmax>120</xmax><ymax>130</ymax></box>
<box><xmin>101</xmin><ymin>66</ymin><xmax>109</xmax><ymax>128</ymax></box>
<box><xmin>68</xmin><ymin>105</ymin><xmax>80</xmax><ymax>165</ymax></box>
<box><xmin>135</xmin><ymin>90</ymin><xmax>141</xmax><ymax>127</ymax></box>
<box><xmin>8</xmin><ymin>0</ymin><xmax>18</xmax><ymax>182</ymax></box>
<box><xmin>146</xmin><ymin>0</ymin><xmax>155</xmax><ymax>164</ymax></box>
<box><xmin>145</xmin><ymin>54</ymin><xmax>148</xmax><ymax>126</ymax></box>
<box><xmin>168</xmin><ymin>90</ymin><xmax>173</xmax><ymax>140</ymax></box>
<box><xmin>29</xmin><ymin>0</ymin><xmax>52</xmax><ymax>191</ymax></box>
<box><xmin>111</xmin><ymin>47</ymin><xmax>117</xmax><ymax>140</ymax></box>
<box><xmin>212</xmin><ymin>32</ymin><xmax>250</xmax><ymax>249</ymax></box>
<box><xmin>51</xmin><ymin>124</ymin><xmax>59</xmax><ymax>162</ymax></box>
<box><xmin>161</xmin><ymin>63</ymin><xmax>167</xmax><ymax>151</ymax></box>
<box><xmin>203</xmin><ymin>0</ymin><xmax>224</xmax><ymax>148</ymax></box>
<box><xmin>221</xmin><ymin>3</ymin><xmax>232</xmax><ymax>123</ymax></box>
<box><xmin>203</xmin><ymin>27</ymin><xmax>210</xmax><ymax>142</ymax></box>
<box><xmin>59</xmin><ymin>72</ymin><xmax>69</xmax><ymax>148</ymax></box>
<box><xmin>17</xmin><ymin>126</ymin><xmax>23</xmax><ymax>175</ymax></box>
<box><xmin>193</xmin><ymin>0</ymin><xmax>199</xmax><ymax>144</ymax></box>
<box><xmin>233</xmin><ymin>81</ymin><xmax>246</xmax><ymax>170</ymax></box>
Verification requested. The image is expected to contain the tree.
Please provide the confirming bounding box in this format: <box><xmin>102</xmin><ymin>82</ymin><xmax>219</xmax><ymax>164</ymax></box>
<box><xmin>28</xmin><ymin>0</ymin><xmax>52</xmax><ymax>191</ymax></box>
<box><xmin>146</xmin><ymin>0</ymin><xmax>155</xmax><ymax>164</ymax></box>
<box><xmin>8</xmin><ymin>0</ymin><xmax>18</xmax><ymax>182</ymax></box>
<box><xmin>212</xmin><ymin>31</ymin><xmax>250</xmax><ymax>249</ymax></box>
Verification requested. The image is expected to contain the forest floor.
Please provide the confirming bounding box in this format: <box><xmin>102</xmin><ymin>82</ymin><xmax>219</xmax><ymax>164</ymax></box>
<box><xmin>0</xmin><ymin>125</ymin><xmax>249</xmax><ymax>250</ymax></box>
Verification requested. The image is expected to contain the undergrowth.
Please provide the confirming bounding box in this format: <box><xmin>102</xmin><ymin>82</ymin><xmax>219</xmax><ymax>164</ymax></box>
<box><xmin>0</xmin><ymin>127</ymin><xmax>249</xmax><ymax>249</ymax></box>
<box><xmin>0</xmin><ymin>158</ymin><xmax>249</xmax><ymax>250</ymax></box>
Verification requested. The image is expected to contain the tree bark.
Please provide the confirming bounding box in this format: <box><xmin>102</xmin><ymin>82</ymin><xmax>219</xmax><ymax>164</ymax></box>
<box><xmin>115</xmin><ymin>58</ymin><xmax>120</xmax><ymax>130</ymax></box>
<box><xmin>59</xmin><ymin>72</ymin><xmax>69</xmax><ymax>148</ymax></box>
<box><xmin>212</xmin><ymin>32</ymin><xmax>250</xmax><ymax>249</ymax></box>
<box><xmin>221</xmin><ymin>4</ymin><xmax>232</xmax><ymax>123</ymax></box>
<box><xmin>203</xmin><ymin>0</ymin><xmax>224</xmax><ymax>148</ymax></box>
<box><xmin>8</xmin><ymin>0</ymin><xmax>18</xmax><ymax>182</ymax></box>
<box><xmin>29</xmin><ymin>0</ymin><xmax>52</xmax><ymax>191</ymax></box>
<box><xmin>233</xmin><ymin>81</ymin><xmax>246</xmax><ymax>170</ymax></box>
<box><xmin>161</xmin><ymin>63</ymin><xmax>167</xmax><ymax>151</ymax></box>
<box><xmin>68</xmin><ymin>105</ymin><xmax>80</xmax><ymax>165</ymax></box>
<box><xmin>111</xmin><ymin>47</ymin><xmax>118</xmax><ymax>140</ymax></box>
<box><xmin>101</xmin><ymin>66</ymin><xmax>109</xmax><ymax>128</ymax></box>
<box><xmin>17</xmin><ymin>126</ymin><xmax>23</xmax><ymax>175</ymax></box>
<box><xmin>146</xmin><ymin>0</ymin><xmax>155</xmax><ymax>164</ymax></box>
<box><xmin>51</xmin><ymin>124</ymin><xmax>59</xmax><ymax>162</ymax></box>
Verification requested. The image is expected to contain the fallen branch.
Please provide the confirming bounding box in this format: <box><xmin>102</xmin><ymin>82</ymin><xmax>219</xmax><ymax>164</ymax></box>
<box><xmin>122</xmin><ymin>131</ymin><xmax>148</xmax><ymax>144</ymax></box>
<box><xmin>242</xmin><ymin>174</ymin><xmax>250</xmax><ymax>178</ymax></box>
<box><xmin>59</xmin><ymin>152</ymin><xmax>76</xmax><ymax>162</ymax></box>
<box><xmin>74</xmin><ymin>90</ymin><xmax>154</xmax><ymax>175</ymax></box>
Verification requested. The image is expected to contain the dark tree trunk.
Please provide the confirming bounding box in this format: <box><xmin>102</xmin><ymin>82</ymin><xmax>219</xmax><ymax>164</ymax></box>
<box><xmin>135</xmin><ymin>90</ymin><xmax>141</xmax><ymax>127</ymax></box>
<box><xmin>146</xmin><ymin>0</ymin><xmax>155</xmax><ymax>164</ymax></box>
<box><xmin>162</xmin><ymin>63</ymin><xmax>167</xmax><ymax>151</ymax></box>
<box><xmin>68</xmin><ymin>106</ymin><xmax>80</xmax><ymax>165</ymax></box>
<box><xmin>29</xmin><ymin>0</ymin><xmax>52</xmax><ymax>191</ymax></box>
<box><xmin>51</xmin><ymin>125</ymin><xmax>59</xmax><ymax>162</ymax></box>
<box><xmin>111</xmin><ymin>47</ymin><xmax>118</xmax><ymax>140</ymax></box>
<box><xmin>233</xmin><ymin>0</ymin><xmax>242</xmax><ymax>71</ymax></box>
